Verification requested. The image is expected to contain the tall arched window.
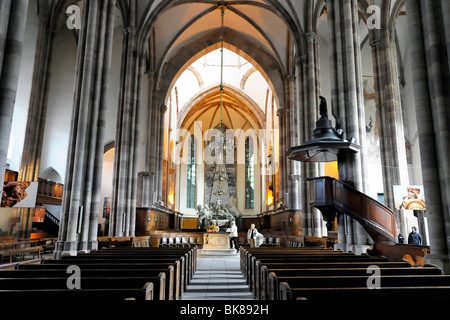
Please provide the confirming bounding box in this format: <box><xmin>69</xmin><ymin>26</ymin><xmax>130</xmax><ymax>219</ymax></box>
<box><xmin>186</xmin><ymin>135</ymin><xmax>196</xmax><ymax>208</ymax></box>
<box><xmin>245</xmin><ymin>136</ymin><xmax>254</xmax><ymax>209</ymax></box>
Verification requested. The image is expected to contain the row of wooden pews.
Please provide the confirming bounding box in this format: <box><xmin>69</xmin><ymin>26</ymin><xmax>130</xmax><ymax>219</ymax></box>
<box><xmin>0</xmin><ymin>246</ymin><xmax>196</xmax><ymax>300</ymax></box>
<box><xmin>240</xmin><ymin>246</ymin><xmax>450</xmax><ymax>300</ymax></box>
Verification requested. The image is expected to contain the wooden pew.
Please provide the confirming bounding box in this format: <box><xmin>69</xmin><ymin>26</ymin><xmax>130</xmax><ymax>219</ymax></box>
<box><xmin>92</xmin><ymin>247</ymin><xmax>197</xmax><ymax>280</ymax></box>
<box><xmin>240</xmin><ymin>246</ymin><xmax>414</xmax><ymax>299</ymax></box>
<box><xmin>240</xmin><ymin>246</ymin><xmax>348</xmax><ymax>284</ymax></box>
<box><xmin>270</xmin><ymin>273</ymin><xmax>450</xmax><ymax>300</ymax></box>
<box><xmin>247</xmin><ymin>253</ymin><xmax>392</xmax><ymax>295</ymax></box>
<box><xmin>240</xmin><ymin>247</ymin><xmax>352</xmax><ymax>274</ymax></box>
<box><xmin>0</xmin><ymin>285</ymin><xmax>154</xmax><ymax>300</ymax></box>
<box><xmin>0</xmin><ymin>246</ymin><xmax>43</xmax><ymax>263</ymax></box>
<box><xmin>56</xmin><ymin>256</ymin><xmax>186</xmax><ymax>295</ymax></box>
<box><xmin>251</xmin><ymin>257</ymin><xmax>395</xmax><ymax>298</ymax></box>
<box><xmin>240</xmin><ymin>246</ymin><xmax>450</xmax><ymax>302</ymax></box>
<box><xmin>0</xmin><ymin>267</ymin><xmax>174</xmax><ymax>300</ymax></box>
<box><xmin>72</xmin><ymin>251</ymin><xmax>194</xmax><ymax>286</ymax></box>
<box><xmin>74</xmin><ymin>253</ymin><xmax>193</xmax><ymax>285</ymax></box>
<box><xmin>0</xmin><ymin>246</ymin><xmax>194</xmax><ymax>301</ymax></box>
<box><xmin>260</xmin><ymin>265</ymin><xmax>443</xmax><ymax>300</ymax></box>
<box><xmin>0</xmin><ymin>274</ymin><xmax>166</xmax><ymax>300</ymax></box>
<box><xmin>240</xmin><ymin>247</ymin><xmax>352</xmax><ymax>278</ymax></box>
<box><xmin>279</xmin><ymin>282</ymin><xmax>450</xmax><ymax>300</ymax></box>
<box><xmin>76</xmin><ymin>246</ymin><xmax>197</xmax><ymax>289</ymax></box>
<box><xmin>19</xmin><ymin>262</ymin><xmax>182</xmax><ymax>300</ymax></box>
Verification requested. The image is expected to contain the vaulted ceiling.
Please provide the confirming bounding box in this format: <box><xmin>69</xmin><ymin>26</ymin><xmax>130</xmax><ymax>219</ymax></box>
<box><xmin>135</xmin><ymin>0</ymin><xmax>311</xmax><ymax>99</ymax></box>
<box><xmin>151</xmin><ymin>1</ymin><xmax>290</xmax><ymax>73</ymax></box>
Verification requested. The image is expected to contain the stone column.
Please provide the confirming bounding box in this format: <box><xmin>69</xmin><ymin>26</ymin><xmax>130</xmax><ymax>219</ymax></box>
<box><xmin>156</xmin><ymin>104</ymin><xmax>167</xmax><ymax>204</ymax></box>
<box><xmin>295</xmin><ymin>29</ymin><xmax>323</xmax><ymax>237</ymax></box>
<box><xmin>56</xmin><ymin>0</ymin><xmax>116</xmax><ymax>257</ymax></box>
<box><xmin>15</xmin><ymin>1</ymin><xmax>54</xmax><ymax>239</ymax></box>
<box><xmin>328</xmin><ymin>0</ymin><xmax>370</xmax><ymax>253</ymax></box>
<box><xmin>18</xmin><ymin>1</ymin><xmax>54</xmax><ymax>182</ymax></box>
<box><xmin>407</xmin><ymin>0</ymin><xmax>450</xmax><ymax>272</ymax></box>
<box><xmin>0</xmin><ymin>0</ymin><xmax>29</xmax><ymax>185</ymax></box>
<box><xmin>138</xmin><ymin>71</ymin><xmax>157</xmax><ymax>208</ymax></box>
<box><xmin>110</xmin><ymin>48</ymin><xmax>144</xmax><ymax>237</ymax></box>
<box><xmin>109</xmin><ymin>0</ymin><xmax>143</xmax><ymax>237</ymax></box>
<box><xmin>370</xmin><ymin>28</ymin><xmax>409</xmax><ymax>210</ymax></box>
<box><xmin>276</xmin><ymin>107</ymin><xmax>287</xmax><ymax>204</ymax></box>
<box><xmin>286</xmin><ymin>74</ymin><xmax>301</xmax><ymax>212</ymax></box>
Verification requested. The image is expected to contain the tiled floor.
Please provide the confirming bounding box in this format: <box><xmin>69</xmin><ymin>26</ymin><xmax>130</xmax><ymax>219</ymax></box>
<box><xmin>181</xmin><ymin>249</ymin><xmax>257</xmax><ymax>300</ymax></box>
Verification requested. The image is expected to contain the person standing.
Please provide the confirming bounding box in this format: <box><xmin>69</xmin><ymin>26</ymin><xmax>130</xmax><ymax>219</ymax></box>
<box><xmin>227</xmin><ymin>221</ymin><xmax>239</xmax><ymax>253</ymax></box>
<box><xmin>408</xmin><ymin>226</ymin><xmax>423</xmax><ymax>245</ymax></box>
<box><xmin>398</xmin><ymin>233</ymin><xmax>405</xmax><ymax>244</ymax></box>
<box><xmin>247</xmin><ymin>224</ymin><xmax>260</xmax><ymax>247</ymax></box>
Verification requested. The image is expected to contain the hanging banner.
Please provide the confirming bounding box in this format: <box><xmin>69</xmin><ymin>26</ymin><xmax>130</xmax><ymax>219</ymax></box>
<box><xmin>393</xmin><ymin>185</ymin><xmax>426</xmax><ymax>210</ymax></box>
<box><xmin>1</xmin><ymin>181</ymin><xmax>38</xmax><ymax>208</ymax></box>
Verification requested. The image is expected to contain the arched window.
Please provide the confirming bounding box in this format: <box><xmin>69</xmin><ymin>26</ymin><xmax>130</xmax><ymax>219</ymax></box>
<box><xmin>186</xmin><ymin>135</ymin><xmax>196</xmax><ymax>208</ymax></box>
<box><xmin>245</xmin><ymin>136</ymin><xmax>254</xmax><ymax>209</ymax></box>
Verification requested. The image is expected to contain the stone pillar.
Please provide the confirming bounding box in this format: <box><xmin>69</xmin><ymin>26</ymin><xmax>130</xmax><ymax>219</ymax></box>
<box><xmin>18</xmin><ymin>1</ymin><xmax>54</xmax><ymax>183</ymax></box>
<box><xmin>0</xmin><ymin>0</ymin><xmax>29</xmax><ymax>185</ymax></box>
<box><xmin>276</xmin><ymin>106</ymin><xmax>287</xmax><ymax>205</ymax></box>
<box><xmin>138</xmin><ymin>71</ymin><xmax>157</xmax><ymax>208</ymax></box>
<box><xmin>109</xmin><ymin>0</ymin><xmax>143</xmax><ymax>237</ymax></box>
<box><xmin>15</xmin><ymin>1</ymin><xmax>54</xmax><ymax>239</ymax></box>
<box><xmin>296</xmin><ymin>29</ymin><xmax>323</xmax><ymax>238</ymax></box>
<box><xmin>328</xmin><ymin>0</ymin><xmax>371</xmax><ymax>253</ymax></box>
<box><xmin>370</xmin><ymin>28</ymin><xmax>409</xmax><ymax>210</ymax></box>
<box><xmin>137</xmin><ymin>171</ymin><xmax>151</xmax><ymax>207</ymax></box>
<box><xmin>56</xmin><ymin>0</ymin><xmax>116</xmax><ymax>257</ymax></box>
<box><xmin>407</xmin><ymin>0</ymin><xmax>450</xmax><ymax>272</ymax></box>
<box><xmin>156</xmin><ymin>104</ymin><xmax>167</xmax><ymax>204</ymax></box>
<box><xmin>110</xmin><ymin>50</ymin><xmax>144</xmax><ymax>237</ymax></box>
<box><xmin>286</xmin><ymin>74</ymin><xmax>302</xmax><ymax>212</ymax></box>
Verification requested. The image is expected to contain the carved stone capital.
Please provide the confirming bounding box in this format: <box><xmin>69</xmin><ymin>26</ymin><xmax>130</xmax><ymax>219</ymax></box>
<box><xmin>286</xmin><ymin>74</ymin><xmax>297</xmax><ymax>81</ymax></box>
<box><xmin>305</xmin><ymin>31</ymin><xmax>321</xmax><ymax>45</ymax></box>
<box><xmin>370</xmin><ymin>39</ymin><xmax>380</xmax><ymax>48</ymax></box>
<box><xmin>297</xmin><ymin>55</ymin><xmax>308</xmax><ymax>65</ymax></box>
<box><xmin>276</xmin><ymin>107</ymin><xmax>285</xmax><ymax>117</ymax></box>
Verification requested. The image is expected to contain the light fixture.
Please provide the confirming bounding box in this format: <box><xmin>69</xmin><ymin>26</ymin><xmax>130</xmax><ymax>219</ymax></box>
<box><xmin>219</xmin><ymin>2</ymin><xmax>225</xmax><ymax>133</ymax></box>
<box><xmin>210</xmin><ymin>2</ymin><xmax>229</xmax><ymax>205</ymax></box>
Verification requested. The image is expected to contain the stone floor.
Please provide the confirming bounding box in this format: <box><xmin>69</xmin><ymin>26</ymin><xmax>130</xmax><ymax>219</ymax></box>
<box><xmin>181</xmin><ymin>249</ymin><xmax>257</xmax><ymax>300</ymax></box>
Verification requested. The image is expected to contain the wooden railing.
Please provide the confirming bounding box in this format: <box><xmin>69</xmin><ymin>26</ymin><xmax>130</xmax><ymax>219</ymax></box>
<box><xmin>308</xmin><ymin>176</ymin><xmax>397</xmax><ymax>244</ymax></box>
<box><xmin>308</xmin><ymin>176</ymin><xmax>430</xmax><ymax>263</ymax></box>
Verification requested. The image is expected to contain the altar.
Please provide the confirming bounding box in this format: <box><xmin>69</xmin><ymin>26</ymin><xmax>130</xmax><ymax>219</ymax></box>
<box><xmin>202</xmin><ymin>232</ymin><xmax>230</xmax><ymax>249</ymax></box>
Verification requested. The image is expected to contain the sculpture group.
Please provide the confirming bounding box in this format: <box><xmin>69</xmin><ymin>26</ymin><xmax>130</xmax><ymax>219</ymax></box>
<box><xmin>197</xmin><ymin>197</ymin><xmax>242</xmax><ymax>230</ymax></box>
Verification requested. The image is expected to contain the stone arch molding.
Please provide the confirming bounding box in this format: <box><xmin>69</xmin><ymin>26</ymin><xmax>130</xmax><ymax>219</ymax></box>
<box><xmin>135</xmin><ymin>0</ymin><xmax>305</xmax><ymax>60</ymax></box>
<box><xmin>156</xmin><ymin>27</ymin><xmax>285</xmax><ymax>112</ymax></box>
<box><xmin>49</xmin><ymin>0</ymin><xmax>130</xmax><ymax>31</ymax></box>
<box><xmin>177</xmin><ymin>83</ymin><xmax>266</xmax><ymax>131</ymax></box>
<box><xmin>40</xmin><ymin>166</ymin><xmax>63</xmax><ymax>184</ymax></box>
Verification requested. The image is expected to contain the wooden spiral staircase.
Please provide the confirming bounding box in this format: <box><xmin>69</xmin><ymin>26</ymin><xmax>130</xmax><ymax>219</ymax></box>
<box><xmin>308</xmin><ymin>176</ymin><xmax>430</xmax><ymax>265</ymax></box>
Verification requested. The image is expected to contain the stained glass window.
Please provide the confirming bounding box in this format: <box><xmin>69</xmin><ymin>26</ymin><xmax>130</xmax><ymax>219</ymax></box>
<box><xmin>186</xmin><ymin>135</ymin><xmax>196</xmax><ymax>208</ymax></box>
<box><xmin>245</xmin><ymin>136</ymin><xmax>254</xmax><ymax>209</ymax></box>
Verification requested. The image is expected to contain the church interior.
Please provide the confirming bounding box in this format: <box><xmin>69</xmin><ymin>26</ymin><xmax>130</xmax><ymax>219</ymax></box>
<box><xmin>1</xmin><ymin>0</ymin><xmax>450</xmax><ymax>302</ymax></box>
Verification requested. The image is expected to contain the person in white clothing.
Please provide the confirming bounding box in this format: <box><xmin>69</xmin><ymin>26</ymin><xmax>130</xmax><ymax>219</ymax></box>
<box><xmin>247</xmin><ymin>224</ymin><xmax>261</xmax><ymax>247</ymax></box>
<box><xmin>226</xmin><ymin>221</ymin><xmax>239</xmax><ymax>252</ymax></box>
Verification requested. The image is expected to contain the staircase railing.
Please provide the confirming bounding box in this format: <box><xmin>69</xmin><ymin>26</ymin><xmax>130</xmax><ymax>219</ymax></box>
<box><xmin>308</xmin><ymin>176</ymin><xmax>430</xmax><ymax>264</ymax></box>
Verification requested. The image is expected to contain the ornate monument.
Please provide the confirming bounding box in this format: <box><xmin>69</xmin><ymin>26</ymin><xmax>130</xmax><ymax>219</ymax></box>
<box><xmin>196</xmin><ymin>196</ymin><xmax>242</xmax><ymax>230</ymax></box>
